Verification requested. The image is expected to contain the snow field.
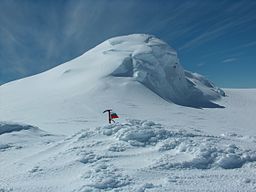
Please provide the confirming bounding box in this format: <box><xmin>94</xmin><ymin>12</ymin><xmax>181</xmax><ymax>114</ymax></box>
<box><xmin>1</xmin><ymin>120</ymin><xmax>256</xmax><ymax>191</ymax></box>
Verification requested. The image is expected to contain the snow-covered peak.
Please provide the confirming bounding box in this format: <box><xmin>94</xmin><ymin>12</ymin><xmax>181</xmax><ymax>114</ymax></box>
<box><xmin>103</xmin><ymin>34</ymin><xmax>225</xmax><ymax>107</ymax></box>
<box><xmin>3</xmin><ymin>34</ymin><xmax>224</xmax><ymax>108</ymax></box>
<box><xmin>56</xmin><ymin>34</ymin><xmax>224</xmax><ymax>107</ymax></box>
<box><xmin>0</xmin><ymin>34</ymin><xmax>226</xmax><ymax>134</ymax></box>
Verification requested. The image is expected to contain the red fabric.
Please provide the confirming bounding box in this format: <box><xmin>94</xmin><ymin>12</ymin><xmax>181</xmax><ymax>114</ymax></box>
<box><xmin>111</xmin><ymin>113</ymin><xmax>119</xmax><ymax>119</ymax></box>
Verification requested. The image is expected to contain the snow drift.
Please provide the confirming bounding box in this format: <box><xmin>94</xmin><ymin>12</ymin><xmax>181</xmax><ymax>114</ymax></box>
<box><xmin>0</xmin><ymin>122</ymin><xmax>60</xmax><ymax>153</ymax></box>
<box><xmin>0</xmin><ymin>122</ymin><xmax>38</xmax><ymax>135</ymax></box>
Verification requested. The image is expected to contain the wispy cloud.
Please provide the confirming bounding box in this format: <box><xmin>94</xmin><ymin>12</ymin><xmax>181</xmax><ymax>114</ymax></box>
<box><xmin>178</xmin><ymin>1</ymin><xmax>256</xmax><ymax>51</ymax></box>
<box><xmin>197</xmin><ymin>62</ymin><xmax>206</xmax><ymax>67</ymax></box>
<box><xmin>200</xmin><ymin>40</ymin><xmax>256</xmax><ymax>60</ymax></box>
<box><xmin>238</xmin><ymin>41</ymin><xmax>256</xmax><ymax>49</ymax></box>
<box><xmin>222</xmin><ymin>58</ymin><xmax>237</xmax><ymax>63</ymax></box>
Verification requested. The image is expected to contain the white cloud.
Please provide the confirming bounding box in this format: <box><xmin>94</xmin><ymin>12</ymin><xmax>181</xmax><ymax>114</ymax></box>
<box><xmin>222</xmin><ymin>58</ymin><xmax>237</xmax><ymax>63</ymax></box>
<box><xmin>197</xmin><ymin>62</ymin><xmax>206</xmax><ymax>67</ymax></box>
<box><xmin>178</xmin><ymin>3</ymin><xmax>256</xmax><ymax>51</ymax></box>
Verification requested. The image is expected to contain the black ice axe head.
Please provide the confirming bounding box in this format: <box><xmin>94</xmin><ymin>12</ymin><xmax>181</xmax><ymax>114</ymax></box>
<box><xmin>103</xmin><ymin>109</ymin><xmax>112</xmax><ymax>113</ymax></box>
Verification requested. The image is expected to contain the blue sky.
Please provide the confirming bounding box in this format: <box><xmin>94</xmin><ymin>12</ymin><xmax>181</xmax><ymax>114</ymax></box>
<box><xmin>0</xmin><ymin>0</ymin><xmax>255</xmax><ymax>88</ymax></box>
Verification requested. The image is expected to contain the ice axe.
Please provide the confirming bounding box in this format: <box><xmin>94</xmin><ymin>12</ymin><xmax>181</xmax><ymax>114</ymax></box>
<box><xmin>103</xmin><ymin>109</ymin><xmax>119</xmax><ymax>124</ymax></box>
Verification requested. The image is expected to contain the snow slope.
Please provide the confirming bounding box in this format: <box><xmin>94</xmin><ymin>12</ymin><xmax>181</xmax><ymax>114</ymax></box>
<box><xmin>0</xmin><ymin>34</ymin><xmax>224</xmax><ymax>134</ymax></box>
<box><xmin>0</xmin><ymin>34</ymin><xmax>256</xmax><ymax>191</ymax></box>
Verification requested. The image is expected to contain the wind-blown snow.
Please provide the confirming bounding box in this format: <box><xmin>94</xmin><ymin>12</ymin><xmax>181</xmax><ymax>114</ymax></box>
<box><xmin>0</xmin><ymin>122</ymin><xmax>38</xmax><ymax>135</ymax></box>
<box><xmin>0</xmin><ymin>34</ymin><xmax>256</xmax><ymax>191</ymax></box>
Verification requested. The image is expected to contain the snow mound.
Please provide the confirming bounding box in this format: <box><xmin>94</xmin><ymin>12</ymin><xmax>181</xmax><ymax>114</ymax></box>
<box><xmin>100</xmin><ymin>119</ymin><xmax>191</xmax><ymax>147</ymax></box>
<box><xmin>100</xmin><ymin>120</ymin><xmax>256</xmax><ymax>169</ymax></box>
<box><xmin>0</xmin><ymin>122</ymin><xmax>60</xmax><ymax>152</ymax></box>
<box><xmin>154</xmin><ymin>142</ymin><xmax>256</xmax><ymax>170</ymax></box>
<box><xmin>0</xmin><ymin>122</ymin><xmax>39</xmax><ymax>135</ymax></box>
<box><xmin>0</xmin><ymin>144</ymin><xmax>12</xmax><ymax>151</ymax></box>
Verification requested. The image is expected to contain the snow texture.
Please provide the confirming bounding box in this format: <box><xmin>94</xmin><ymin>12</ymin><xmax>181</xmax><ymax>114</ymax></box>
<box><xmin>1</xmin><ymin>119</ymin><xmax>256</xmax><ymax>191</ymax></box>
<box><xmin>100</xmin><ymin>120</ymin><xmax>256</xmax><ymax>170</ymax></box>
